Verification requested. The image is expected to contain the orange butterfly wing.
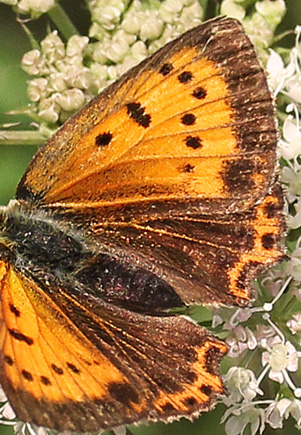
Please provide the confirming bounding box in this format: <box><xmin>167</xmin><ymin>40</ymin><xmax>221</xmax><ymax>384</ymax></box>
<box><xmin>87</xmin><ymin>181</ymin><xmax>284</xmax><ymax>307</ymax></box>
<box><xmin>18</xmin><ymin>17</ymin><xmax>277</xmax><ymax>216</ymax></box>
<box><xmin>0</xmin><ymin>261</ymin><xmax>227</xmax><ymax>431</ymax></box>
<box><xmin>15</xmin><ymin>16</ymin><xmax>285</xmax><ymax>308</ymax></box>
<box><xmin>0</xmin><ymin>16</ymin><xmax>285</xmax><ymax>433</ymax></box>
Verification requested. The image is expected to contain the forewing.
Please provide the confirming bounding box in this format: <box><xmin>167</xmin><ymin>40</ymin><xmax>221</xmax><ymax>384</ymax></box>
<box><xmin>17</xmin><ymin>17</ymin><xmax>277</xmax><ymax>218</ymax></box>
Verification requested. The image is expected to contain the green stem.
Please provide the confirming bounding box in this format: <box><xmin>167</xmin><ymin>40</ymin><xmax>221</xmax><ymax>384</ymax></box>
<box><xmin>47</xmin><ymin>3</ymin><xmax>80</xmax><ymax>40</ymax></box>
<box><xmin>0</xmin><ymin>131</ymin><xmax>45</xmax><ymax>146</ymax></box>
<box><xmin>198</xmin><ymin>0</ymin><xmax>209</xmax><ymax>17</ymax></box>
<box><xmin>19</xmin><ymin>21</ymin><xmax>40</xmax><ymax>50</ymax></box>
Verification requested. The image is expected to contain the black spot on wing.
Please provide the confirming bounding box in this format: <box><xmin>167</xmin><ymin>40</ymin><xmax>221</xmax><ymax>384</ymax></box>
<box><xmin>160</xmin><ymin>402</ymin><xmax>177</xmax><ymax>413</ymax></box>
<box><xmin>200</xmin><ymin>385</ymin><xmax>213</xmax><ymax>397</ymax></box>
<box><xmin>181</xmin><ymin>113</ymin><xmax>196</xmax><ymax>125</ymax></box>
<box><xmin>178</xmin><ymin>71</ymin><xmax>193</xmax><ymax>83</ymax></box>
<box><xmin>186</xmin><ymin>370</ymin><xmax>197</xmax><ymax>383</ymax></box>
<box><xmin>185</xmin><ymin>136</ymin><xmax>202</xmax><ymax>149</ymax></box>
<box><xmin>41</xmin><ymin>376</ymin><xmax>52</xmax><ymax>386</ymax></box>
<box><xmin>159</xmin><ymin>62</ymin><xmax>173</xmax><ymax>76</ymax></box>
<box><xmin>51</xmin><ymin>364</ymin><xmax>64</xmax><ymax>375</ymax></box>
<box><xmin>262</xmin><ymin>233</ymin><xmax>276</xmax><ymax>250</ymax></box>
<box><xmin>95</xmin><ymin>132</ymin><xmax>112</xmax><ymax>147</ymax></box>
<box><xmin>4</xmin><ymin>355</ymin><xmax>14</xmax><ymax>366</ymax></box>
<box><xmin>183</xmin><ymin>396</ymin><xmax>198</xmax><ymax>407</ymax></box>
<box><xmin>22</xmin><ymin>370</ymin><xmax>33</xmax><ymax>381</ymax></box>
<box><xmin>126</xmin><ymin>102</ymin><xmax>151</xmax><ymax>128</ymax></box>
<box><xmin>179</xmin><ymin>163</ymin><xmax>195</xmax><ymax>173</ymax></box>
<box><xmin>263</xmin><ymin>200</ymin><xmax>282</xmax><ymax>219</ymax></box>
<box><xmin>67</xmin><ymin>363</ymin><xmax>80</xmax><ymax>374</ymax></box>
<box><xmin>8</xmin><ymin>329</ymin><xmax>33</xmax><ymax>345</ymax></box>
<box><xmin>9</xmin><ymin>304</ymin><xmax>20</xmax><ymax>317</ymax></box>
<box><xmin>108</xmin><ymin>382</ymin><xmax>139</xmax><ymax>406</ymax></box>
<box><xmin>192</xmin><ymin>86</ymin><xmax>207</xmax><ymax>100</ymax></box>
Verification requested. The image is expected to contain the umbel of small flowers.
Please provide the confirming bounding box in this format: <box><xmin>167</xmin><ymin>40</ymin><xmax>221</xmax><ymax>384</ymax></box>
<box><xmin>216</xmin><ymin>278</ymin><xmax>301</xmax><ymax>434</ymax></box>
<box><xmin>0</xmin><ymin>0</ymin><xmax>287</xmax><ymax>141</ymax></box>
<box><xmin>0</xmin><ymin>1</ymin><xmax>300</xmax><ymax>435</ymax></box>
<box><xmin>212</xmin><ymin>7</ymin><xmax>301</xmax><ymax>434</ymax></box>
<box><xmin>216</xmin><ymin>21</ymin><xmax>301</xmax><ymax>429</ymax></box>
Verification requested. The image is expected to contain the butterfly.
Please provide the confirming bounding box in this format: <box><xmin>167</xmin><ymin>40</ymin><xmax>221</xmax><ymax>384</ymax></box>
<box><xmin>0</xmin><ymin>16</ymin><xmax>285</xmax><ymax>433</ymax></box>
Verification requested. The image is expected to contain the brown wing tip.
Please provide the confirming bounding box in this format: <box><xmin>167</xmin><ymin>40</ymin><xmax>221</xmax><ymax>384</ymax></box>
<box><xmin>152</xmin><ymin>335</ymin><xmax>228</xmax><ymax>424</ymax></box>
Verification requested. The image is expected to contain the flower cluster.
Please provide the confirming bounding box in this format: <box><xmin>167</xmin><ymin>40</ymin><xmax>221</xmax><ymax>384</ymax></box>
<box><xmin>217</xmin><ymin>13</ymin><xmax>301</xmax><ymax>432</ymax></box>
<box><xmin>20</xmin><ymin>0</ymin><xmax>204</xmax><ymax>132</ymax></box>
<box><xmin>0</xmin><ymin>0</ymin><xmax>55</xmax><ymax>17</ymax></box>
<box><xmin>22</xmin><ymin>32</ymin><xmax>93</xmax><ymax>124</ymax></box>
<box><xmin>221</xmin><ymin>0</ymin><xmax>286</xmax><ymax>60</ymax></box>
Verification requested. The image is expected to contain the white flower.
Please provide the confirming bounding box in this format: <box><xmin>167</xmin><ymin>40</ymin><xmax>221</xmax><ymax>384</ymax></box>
<box><xmin>262</xmin><ymin>342</ymin><xmax>299</xmax><ymax>383</ymax></box>
<box><xmin>48</xmin><ymin>72</ymin><xmax>68</xmax><ymax>93</ymax></box>
<box><xmin>265</xmin><ymin>398</ymin><xmax>301</xmax><ymax>429</ymax></box>
<box><xmin>212</xmin><ymin>306</ymin><xmax>253</xmax><ymax>332</ymax></box>
<box><xmin>212</xmin><ymin>312</ymin><xmax>224</xmax><ymax>328</ymax></box>
<box><xmin>140</xmin><ymin>14</ymin><xmax>164</xmax><ymax>41</ymax></box>
<box><xmin>54</xmin><ymin>88</ymin><xmax>86</xmax><ymax>112</ymax></box>
<box><xmin>279</xmin><ymin>116</ymin><xmax>301</xmax><ymax>161</ymax></box>
<box><xmin>0</xmin><ymin>400</ymin><xmax>16</xmax><ymax>420</ymax></box>
<box><xmin>223</xmin><ymin>405</ymin><xmax>266</xmax><ymax>435</ymax></box>
<box><xmin>93</xmin><ymin>3</ymin><xmax>124</xmax><ymax>30</ymax></box>
<box><xmin>22</xmin><ymin>49</ymin><xmax>47</xmax><ymax>76</ymax></box>
<box><xmin>66</xmin><ymin>35</ymin><xmax>89</xmax><ymax>57</ymax></box>
<box><xmin>40</xmin><ymin>30</ymin><xmax>65</xmax><ymax>62</ymax></box>
<box><xmin>261</xmin><ymin>268</ymin><xmax>286</xmax><ymax>297</ymax></box>
<box><xmin>0</xmin><ymin>0</ymin><xmax>18</xmax><ymax>5</ymax></box>
<box><xmin>27</xmin><ymin>78</ymin><xmax>49</xmax><ymax>102</ymax></box>
<box><xmin>255</xmin><ymin>0</ymin><xmax>286</xmax><ymax>28</ymax></box>
<box><xmin>267</xmin><ymin>50</ymin><xmax>286</xmax><ymax>93</ymax></box>
<box><xmin>17</xmin><ymin>0</ymin><xmax>55</xmax><ymax>15</ymax></box>
<box><xmin>159</xmin><ymin>0</ymin><xmax>183</xmax><ymax>22</ymax></box>
<box><xmin>226</xmin><ymin>335</ymin><xmax>248</xmax><ymax>358</ymax></box>
<box><xmin>0</xmin><ymin>385</ymin><xmax>7</xmax><ymax>402</ymax></box>
<box><xmin>286</xmin><ymin>245</ymin><xmax>301</xmax><ymax>281</ymax></box>
<box><xmin>287</xmin><ymin>313</ymin><xmax>301</xmax><ymax>334</ymax></box>
<box><xmin>37</xmin><ymin>97</ymin><xmax>60</xmax><ymax>124</ymax></box>
<box><xmin>281</xmin><ymin>161</ymin><xmax>301</xmax><ymax>203</ymax></box>
<box><xmin>255</xmin><ymin>325</ymin><xmax>280</xmax><ymax>349</ymax></box>
<box><xmin>220</xmin><ymin>0</ymin><xmax>246</xmax><ymax>21</ymax></box>
<box><xmin>224</xmin><ymin>307</ymin><xmax>253</xmax><ymax>330</ymax></box>
<box><xmin>226</xmin><ymin>326</ymin><xmax>257</xmax><ymax>358</ymax></box>
<box><xmin>12</xmin><ymin>422</ymin><xmax>49</xmax><ymax>435</ymax></box>
<box><xmin>223</xmin><ymin>367</ymin><xmax>263</xmax><ymax>406</ymax></box>
<box><xmin>178</xmin><ymin>1</ymin><xmax>203</xmax><ymax>30</ymax></box>
<box><xmin>121</xmin><ymin>11</ymin><xmax>145</xmax><ymax>34</ymax></box>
